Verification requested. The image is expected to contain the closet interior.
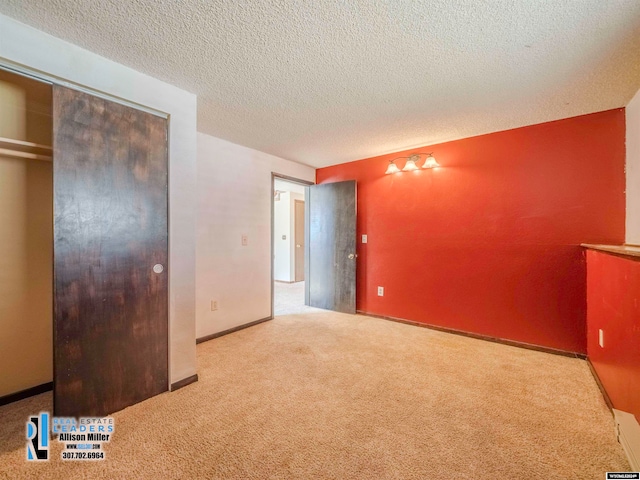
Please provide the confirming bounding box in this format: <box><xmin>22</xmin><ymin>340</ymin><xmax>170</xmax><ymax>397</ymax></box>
<box><xmin>0</xmin><ymin>69</ymin><xmax>53</xmax><ymax>400</ymax></box>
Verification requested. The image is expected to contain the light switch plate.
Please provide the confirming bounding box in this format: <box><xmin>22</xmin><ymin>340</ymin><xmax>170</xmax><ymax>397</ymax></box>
<box><xmin>241</xmin><ymin>234</ymin><xmax>248</xmax><ymax>246</ymax></box>
<box><xmin>362</xmin><ymin>234</ymin><xmax>368</xmax><ymax>243</ymax></box>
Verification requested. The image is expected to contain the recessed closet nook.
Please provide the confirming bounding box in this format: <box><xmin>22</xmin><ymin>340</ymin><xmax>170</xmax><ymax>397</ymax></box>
<box><xmin>0</xmin><ymin>67</ymin><xmax>169</xmax><ymax>417</ymax></box>
<box><xmin>0</xmin><ymin>69</ymin><xmax>53</xmax><ymax>401</ymax></box>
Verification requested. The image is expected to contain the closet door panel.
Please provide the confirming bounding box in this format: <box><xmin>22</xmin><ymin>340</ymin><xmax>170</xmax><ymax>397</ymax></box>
<box><xmin>53</xmin><ymin>86</ymin><xmax>168</xmax><ymax>417</ymax></box>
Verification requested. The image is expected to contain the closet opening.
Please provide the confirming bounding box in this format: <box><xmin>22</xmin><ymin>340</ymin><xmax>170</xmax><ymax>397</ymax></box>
<box><xmin>0</xmin><ymin>68</ymin><xmax>53</xmax><ymax>405</ymax></box>
<box><xmin>0</xmin><ymin>65</ymin><xmax>170</xmax><ymax>417</ymax></box>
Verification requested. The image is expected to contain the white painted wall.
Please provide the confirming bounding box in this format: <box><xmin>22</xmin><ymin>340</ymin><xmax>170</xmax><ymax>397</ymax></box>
<box><xmin>197</xmin><ymin>133</ymin><xmax>315</xmax><ymax>338</ymax></box>
<box><xmin>627</xmin><ymin>88</ymin><xmax>640</xmax><ymax>245</ymax></box>
<box><xmin>0</xmin><ymin>14</ymin><xmax>198</xmax><ymax>385</ymax></box>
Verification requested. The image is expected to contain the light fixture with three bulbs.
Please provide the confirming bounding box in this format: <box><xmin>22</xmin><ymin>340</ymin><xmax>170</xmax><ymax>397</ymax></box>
<box><xmin>385</xmin><ymin>153</ymin><xmax>440</xmax><ymax>174</ymax></box>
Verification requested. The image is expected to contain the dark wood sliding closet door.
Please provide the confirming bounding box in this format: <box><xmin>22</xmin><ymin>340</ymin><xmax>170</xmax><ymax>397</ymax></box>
<box><xmin>53</xmin><ymin>86</ymin><xmax>168</xmax><ymax>417</ymax></box>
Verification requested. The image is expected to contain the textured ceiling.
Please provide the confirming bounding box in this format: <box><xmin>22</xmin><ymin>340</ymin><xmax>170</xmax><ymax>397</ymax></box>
<box><xmin>1</xmin><ymin>1</ymin><xmax>640</xmax><ymax>167</ymax></box>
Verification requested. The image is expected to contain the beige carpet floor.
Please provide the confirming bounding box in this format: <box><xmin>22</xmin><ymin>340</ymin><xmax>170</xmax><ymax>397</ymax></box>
<box><xmin>0</xmin><ymin>311</ymin><xmax>629</xmax><ymax>479</ymax></box>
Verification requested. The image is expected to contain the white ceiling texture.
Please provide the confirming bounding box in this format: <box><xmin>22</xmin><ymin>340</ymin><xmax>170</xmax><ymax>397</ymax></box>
<box><xmin>1</xmin><ymin>1</ymin><xmax>640</xmax><ymax>167</ymax></box>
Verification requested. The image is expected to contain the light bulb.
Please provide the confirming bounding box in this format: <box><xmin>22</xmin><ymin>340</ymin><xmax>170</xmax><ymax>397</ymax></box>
<box><xmin>402</xmin><ymin>155</ymin><xmax>420</xmax><ymax>171</ymax></box>
<box><xmin>385</xmin><ymin>161</ymin><xmax>400</xmax><ymax>174</ymax></box>
<box><xmin>422</xmin><ymin>154</ymin><xmax>440</xmax><ymax>169</ymax></box>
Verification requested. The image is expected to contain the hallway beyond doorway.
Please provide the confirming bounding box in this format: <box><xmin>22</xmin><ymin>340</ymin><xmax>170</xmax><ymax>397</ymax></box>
<box><xmin>274</xmin><ymin>281</ymin><xmax>324</xmax><ymax>316</ymax></box>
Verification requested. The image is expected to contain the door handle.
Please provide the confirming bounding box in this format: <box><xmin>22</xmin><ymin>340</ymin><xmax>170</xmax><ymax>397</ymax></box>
<box><xmin>153</xmin><ymin>264</ymin><xmax>164</xmax><ymax>274</ymax></box>
<box><xmin>296</xmin><ymin>244</ymin><xmax>301</xmax><ymax>248</ymax></box>
<box><xmin>348</xmin><ymin>253</ymin><xmax>356</xmax><ymax>259</ymax></box>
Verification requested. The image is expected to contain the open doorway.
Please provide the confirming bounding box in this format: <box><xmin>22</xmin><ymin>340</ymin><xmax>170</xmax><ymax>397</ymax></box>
<box><xmin>271</xmin><ymin>174</ymin><xmax>320</xmax><ymax>316</ymax></box>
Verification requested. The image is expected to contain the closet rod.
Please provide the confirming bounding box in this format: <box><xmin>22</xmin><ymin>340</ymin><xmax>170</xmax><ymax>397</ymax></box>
<box><xmin>0</xmin><ymin>136</ymin><xmax>53</xmax><ymax>152</ymax></box>
<box><xmin>0</xmin><ymin>148</ymin><xmax>52</xmax><ymax>162</ymax></box>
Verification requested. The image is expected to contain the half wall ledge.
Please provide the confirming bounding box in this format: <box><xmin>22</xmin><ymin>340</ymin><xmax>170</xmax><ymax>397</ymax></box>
<box><xmin>581</xmin><ymin>244</ymin><xmax>640</xmax><ymax>259</ymax></box>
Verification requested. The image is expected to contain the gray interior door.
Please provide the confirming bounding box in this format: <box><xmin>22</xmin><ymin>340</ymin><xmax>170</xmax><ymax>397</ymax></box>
<box><xmin>305</xmin><ymin>181</ymin><xmax>357</xmax><ymax>313</ymax></box>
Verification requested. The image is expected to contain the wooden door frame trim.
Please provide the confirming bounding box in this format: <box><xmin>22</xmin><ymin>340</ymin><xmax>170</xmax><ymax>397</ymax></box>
<box><xmin>0</xmin><ymin>62</ymin><xmax>168</xmax><ymax>118</ymax></box>
<box><xmin>271</xmin><ymin>173</ymin><xmax>314</xmax><ymax>319</ymax></box>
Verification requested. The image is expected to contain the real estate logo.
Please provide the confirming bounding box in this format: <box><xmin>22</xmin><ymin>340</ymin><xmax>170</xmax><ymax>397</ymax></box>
<box><xmin>55</xmin><ymin>417</ymin><xmax>114</xmax><ymax>461</ymax></box>
<box><xmin>26</xmin><ymin>413</ymin><xmax>115</xmax><ymax>461</ymax></box>
<box><xmin>26</xmin><ymin>412</ymin><xmax>49</xmax><ymax>461</ymax></box>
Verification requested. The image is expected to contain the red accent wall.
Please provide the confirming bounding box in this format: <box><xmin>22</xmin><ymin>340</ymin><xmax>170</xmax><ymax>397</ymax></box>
<box><xmin>587</xmin><ymin>250</ymin><xmax>640</xmax><ymax>420</ymax></box>
<box><xmin>316</xmin><ymin>110</ymin><xmax>626</xmax><ymax>353</ymax></box>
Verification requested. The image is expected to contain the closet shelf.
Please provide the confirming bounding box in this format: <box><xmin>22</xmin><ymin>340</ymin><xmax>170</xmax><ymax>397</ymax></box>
<box><xmin>0</xmin><ymin>137</ymin><xmax>53</xmax><ymax>162</ymax></box>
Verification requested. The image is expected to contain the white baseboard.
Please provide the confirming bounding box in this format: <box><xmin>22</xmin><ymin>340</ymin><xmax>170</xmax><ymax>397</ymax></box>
<box><xmin>614</xmin><ymin>409</ymin><xmax>640</xmax><ymax>470</ymax></box>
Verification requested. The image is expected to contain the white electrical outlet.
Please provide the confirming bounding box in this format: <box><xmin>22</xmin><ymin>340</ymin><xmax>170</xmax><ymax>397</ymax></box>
<box><xmin>599</xmin><ymin>329</ymin><xmax>604</xmax><ymax>348</ymax></box>
<box><xmin>377</xmin><ymin>286</ymin><xmax>384</xmax><ymax>296</ymax></box>
<box><xmin>211</xmin><ymin>300</ymin><xmax>218</xmax><ymax>311</ymax></box>
<box><xmin>362</xmin><ymin>234</ymin><xmax>368</xmax><ymax>243</ymax></box>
